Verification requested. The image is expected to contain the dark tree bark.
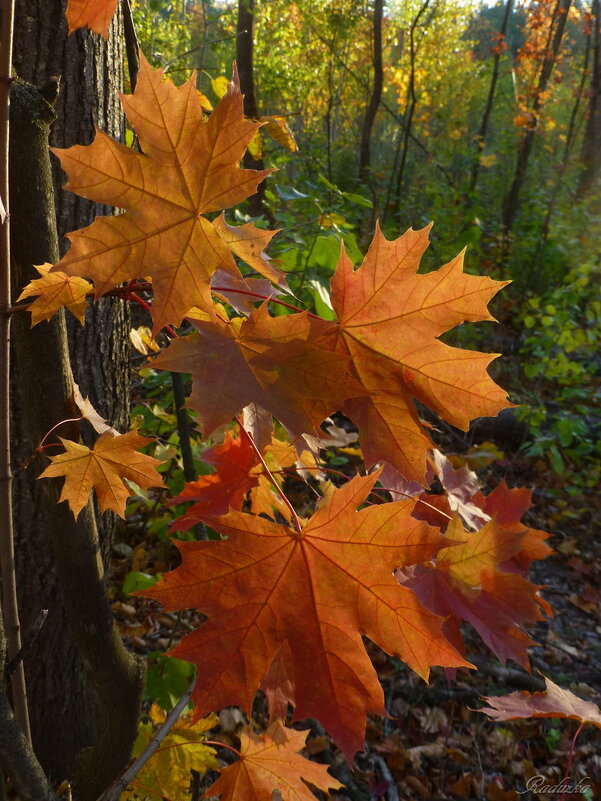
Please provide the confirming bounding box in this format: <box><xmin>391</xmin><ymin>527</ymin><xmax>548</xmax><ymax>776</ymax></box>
<box><xmin>236</xmin><ymin>0</ymin><xmax>268</xmax><ymax>219</ymax></box>
<box><xmin>8</xmin><ymin>1</ymin><xmax>143</xmax><ymax>791</ymax></box>
<box><xmin>501</xmin><ymin>0</ymin><xmax>572</xmax><ymax>235</ymax></box>
<box><xmin>358</xmin><ymin>0</ymin><xmax>383</xmax><ymax>186</ymax></box>
<box><xmin>469</xmin><ymin>0</ymin><xmax>514</xmax><ymax>196</ymax></box>
<box><xmin>578</xmin><ymin>0</ymin><xmax>601</xmax><ymax>195</ymax></box>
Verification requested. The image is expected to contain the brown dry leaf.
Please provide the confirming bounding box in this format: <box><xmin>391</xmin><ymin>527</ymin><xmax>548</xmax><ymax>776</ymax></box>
<box><xmin>72</xmin><ymin>380</ymin><xmax>117</xmax><ymax>436</ymax></box>
<box><xmin>479</xmin><ymin>676</ymin><xmax>601</xmax><ymax>729</ymax></box>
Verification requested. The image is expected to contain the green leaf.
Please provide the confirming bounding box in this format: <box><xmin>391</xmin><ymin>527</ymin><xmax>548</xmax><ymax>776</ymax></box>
<box><xmin>341</xmin><ymin>191</ymin><xmax>373</xmax><ymax>208</ymax></box>
<box><xmin>307</xmin><ymin>278</ymin><xmax>335</xmax><ymax>320</ymax></box>
<box><xmin>276</xmin><ymin>184</ymin><xmax>310</xmax><ymax>201</ymax></box>
<box><xmin>123</xmin><ymin>571</ymin><xmax>159</xmax><ymax>594</ymax></box>
<box><xmin>145</xmin><ymin>653</ymin><xmax>196</xmax><ymax>711</ymax></box>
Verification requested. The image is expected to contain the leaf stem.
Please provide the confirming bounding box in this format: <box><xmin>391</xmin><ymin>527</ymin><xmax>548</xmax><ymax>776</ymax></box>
<box><xmin>235</xmin><ymin>417</ymin><xmax>302</xmax><ymax>536</ymax></box>
<box><xmin>559</xmin><ymin>721</ymin><xmax>585</xmax><ymax>801</ymax></box>
<box><xmin>211</xmin><ymin>285</ymin><xmax>323</xmax><ymax>319</ymax></box>
<box><xmin>204</xmin><ymin>740</ymin><xmax>242</xmax><ymax>759</ymax></box>
<box><xmin>37</xmin><ymin>417</ymin><xmax>83</xmax><ymax>451</ymax></box>
<box><xmin>128</xmin><ymin>292</ymin><xmax>179</xmax><ymax>339</ymax></box>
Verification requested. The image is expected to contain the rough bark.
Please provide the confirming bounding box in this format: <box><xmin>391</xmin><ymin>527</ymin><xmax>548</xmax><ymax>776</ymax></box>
<box><xmin>9</xmin><ymin>76</ymin><xmax>144</xmax><ymax>801</ymax></box>
<box><xmin>578</xmin><ymin>0</ymin><xmax>601</xmax><ymax>195</ymax></box>
<box><xmin>9</xmin><ymin>0</ymin><xmax>141</xmax><ymax>787</ymax></box>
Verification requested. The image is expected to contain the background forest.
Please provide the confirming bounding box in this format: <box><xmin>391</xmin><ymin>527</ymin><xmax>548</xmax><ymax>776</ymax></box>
<box><xmin>133</xmin><ymin>0</ymin><xmax>601</xmax><ymax>519</ymax></box>
<box><xmin>1</xmin><ymin>1</ymin><xmax>600</xmax><ymax>800</ymax></box>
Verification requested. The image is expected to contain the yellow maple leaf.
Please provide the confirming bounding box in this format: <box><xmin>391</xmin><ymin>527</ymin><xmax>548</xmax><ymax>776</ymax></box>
<box><xmin>39</xmin><ymin>431</ymin><xmax>164</xmax><ymax>518</ymax></box>
<box><xmin>51</xmin><ymin>54</ymin><xmax>282</xmax><ymax>332</ymax></box>
<box><xmin>16</xmin><ymin>264</ymin><xmax>92</xmax><ymax>326</ymax></box>
<box><xmin>261</xmin><ymin>115</ymin><xmax>298</xmax><ymax>152</ymax></box>
<box><xmin>121</xmin><ymin>706</ymin><xmax>218</xmax><ymax>801</ymax></box>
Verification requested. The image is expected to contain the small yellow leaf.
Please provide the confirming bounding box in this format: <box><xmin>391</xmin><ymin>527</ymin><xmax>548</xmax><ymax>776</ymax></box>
<box><xmin>211</xmin><ymin>75</ymin><xmax>229</xmax><ymax>99</ymax></box>
<box><xmin>16</xmin><ymin>263</ymin><xmax>93</xmax><ymax>326</ymax></box>
<box><xmin>248</xmin><ymin>129</ymin><xmax>263</xmax><ymax>160</ymax></box>
<box><xmin>479</xmin><ymin>153</ymin><xmax>497</xmax><ymax>168</ymax></box>
<box><xmin>130</xmin><ymin>326</ymin><xmax>161</xmax><ymax>355</ymax></box>
<box><xmin>260</xmin><ymin>115</ymin><xmax>298</xmax><ymax>152</ymax></box>
<box><xmin>121</xmin><ymin>707</ymin><xmax>219</xmax><ymax>801</ymax></box>
<box><xmin>197</xmin><ymin>90</ymin><xmax>213</xmax><ymax>111</ymax></box>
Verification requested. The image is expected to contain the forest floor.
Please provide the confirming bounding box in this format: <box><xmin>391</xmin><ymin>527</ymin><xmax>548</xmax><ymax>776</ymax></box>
<box><xmin>113</xmin><ymin>431</ymin><xmax>601</xmax><ymax>801</ymax></box>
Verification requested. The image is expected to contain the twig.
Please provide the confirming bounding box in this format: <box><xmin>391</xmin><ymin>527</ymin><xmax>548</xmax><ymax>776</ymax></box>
<box><xmin>5</xmin><ymin>610</ymin><xmax>48</xmax><ymax>679</ymax></box>
<box><xmin>372</xmin><ymin>754</ymin><xmax>399</xmax><ymax>801</ymax></box>
<box><xmin>0</xmin><ymin>0</ymin><xmax>31</xmax><ymax>742</ymax></box>
<box><xmin>95</xmin><ymin>677</ymin><xmax>196</xmax><ymax>801</ymax></box>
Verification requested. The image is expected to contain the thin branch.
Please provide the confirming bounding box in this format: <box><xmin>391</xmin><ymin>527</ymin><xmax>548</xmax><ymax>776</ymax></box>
<box><xmin>5</xmin><ymin>610</ymin><xmax>47</xmax><ymax>679</ymax></box>
<box><xmin>95</xmin><ymin>677</ymin><xmax>196</xmax><ymax>801</ymax></box>
<box><xmin>308</xmin><ymin>20</ymin><xmax>454</xmax><ymax>188</ymax></box>
<box><xmin>0</xmin><ymin>0</ymin><xmax>30</xmax><ymax>741</ymax></box>
<box><xmin>122</xmin><ymin>0</ymin><xmax>140</xmax><ymax>92</ymax></box>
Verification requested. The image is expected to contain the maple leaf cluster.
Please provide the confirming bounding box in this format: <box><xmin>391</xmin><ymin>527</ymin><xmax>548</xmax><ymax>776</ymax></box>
<box><xmin>24</xmin><ymin>52</ymin><xmax>555</xmax><ymax>800</ymax></box>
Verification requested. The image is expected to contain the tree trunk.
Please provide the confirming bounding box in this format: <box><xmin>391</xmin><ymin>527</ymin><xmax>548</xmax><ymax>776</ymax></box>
<box><xmin>578</xmin><ymin>0</ymin><xmax>601</xmax><ymax>195</ymax></box>
<box><xmin>236</xmin><ymin>0</ymin><xmax>268</xmax><ymax>219</ymax></box>
<box><xmin>469</xmin><ymin>0</ymin><xmax>514</xmax><ymax>196</ymax></box>
<box><xmin>10</xmin><ymin>0</ymin><xmax>141</xmax><ymax>788</ymax></box>
<box><xmin>501</xmin><ymin>0</ymin><xmax>572</xmax><ymax>235</ymax></box>
<box><xmin>358</xmin><ymin>0</ymin><xmax>383</xmax><ymax>186</ymax></box>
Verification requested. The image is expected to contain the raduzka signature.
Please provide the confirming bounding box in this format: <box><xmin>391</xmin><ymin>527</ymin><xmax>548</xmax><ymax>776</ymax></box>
<box><xmin>517</xmin><ymin>775</ymin><xmax>591</xmax><ymax>795</ymax></box>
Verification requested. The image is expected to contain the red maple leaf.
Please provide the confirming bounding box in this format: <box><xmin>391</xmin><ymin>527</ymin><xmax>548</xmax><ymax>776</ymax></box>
<box><xmin>142</xmin><ymin>473</ymin><xmax>469</xmax><ymax>759</ymax></box>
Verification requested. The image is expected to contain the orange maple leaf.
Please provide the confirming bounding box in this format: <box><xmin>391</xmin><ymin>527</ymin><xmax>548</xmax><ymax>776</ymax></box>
<box><xmin>398</xmin><ymin>515</ymin><xmax>549</xmax><ymax>668</ymax></box>
<box><xmin>51</xmin><ymin>54</ymin><xmax>280</xmax><ymax>332</ymax></box>
<box><xmin>171</xmin><ymin>429</ymin><xmax>314</xmax><ymax>532</ymax></box>
<box><xmin>473</xmin><ymin>481</ymin><xmax>553</xmax><ymax>569</ymax></box>
<box><xmin>154</xmin><ymin>225</ymin><xmax>510</xmax><ymax>484</ymax></box>
<box><xmin>320</xmin><ymin>224</ymin><xmax>512</xmax><ymax>482</ymax></box>
<box><xmin>206</xmin><ymin>722</ymin><xmax>342</xmax><ymax>801</ymax></box>
<box><xmin>16</xmin><ymin>264</ymin><xmax>93</xmax><ymax>326</ymax></box>
<box><xmin>479</xmin><ymin>676</ymin><xmax>601</xmax><ymax>729</ymax></box>
<box><xmin>170</xmin><ymin>430</ymin><xmax>260</xmax><ymax>529</ymax></box>
<box><xmin>141</xmin><ymin>473</ymin><xmax>470</xmax><ymax>759</ymax></box>
<box><xmin>66</xmin><ymin>0</ymin><xmax>117</xmax><ymax>37</ymax></box>
<box><xmin>39</xmin><ymin>431</ymin><xmax>164</xmax><ymax>517</ymax></box>
<box><xmin>153</xmin><ymin>306</ymin><xmax>359</xmax><ymax>440</ymax></box>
